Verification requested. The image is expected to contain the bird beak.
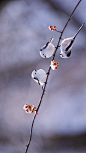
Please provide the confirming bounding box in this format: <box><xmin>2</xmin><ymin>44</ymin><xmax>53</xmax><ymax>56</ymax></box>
<box><xmin>59</xmin><ymin>53</ymin><xmax>63</xmax><ymax>57</ymax></box>
<box><xmin>33</xmin><ymin>77</ymin><xmax>39</xmax><ymax>81</ymax></box>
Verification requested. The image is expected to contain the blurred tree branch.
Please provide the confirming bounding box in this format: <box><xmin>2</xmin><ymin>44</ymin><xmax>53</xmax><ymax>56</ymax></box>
<box><xmin>0</xmin><ymin>0</ymin><xmax>12</xmax><ymax>12</ymax></box>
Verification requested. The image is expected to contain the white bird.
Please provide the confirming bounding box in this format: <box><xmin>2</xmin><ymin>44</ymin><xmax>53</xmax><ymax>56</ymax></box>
<box><xmin>60</xmin><ymin>21</ymin><xmax>86</xmax><ymax>58</ymax></box>
<box><xmin>40</xmin><ymin>36</ymin><xmax>55</xmax><ymax>58</ymax></box>
<box><xmin>31</xmin><ymin>69</ymin><xmax>47</xmax><ymax>87</ymax></box>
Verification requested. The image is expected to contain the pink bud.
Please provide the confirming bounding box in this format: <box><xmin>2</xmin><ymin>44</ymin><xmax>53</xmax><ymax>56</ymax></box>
<box><xmin>26</xmin><ymin>109</ymin><xmax>29</xmax><ymax>113</ymax></box>
<box><xmin>25</xmin><ymin>105</ymin><xmax>28</xmax><ymax>108</ymax></box>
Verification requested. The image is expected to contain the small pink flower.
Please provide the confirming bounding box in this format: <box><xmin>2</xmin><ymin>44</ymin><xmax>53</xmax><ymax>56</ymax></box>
<box><xmin>23</xmin><ymin>104</ymin><xmax>37</xmax><ymax>114</ymax></box>
<box><xmin>48</xmin><ymin>26</ymin><xmax>56</xmax><ymax>31</ymax></box>
<box><xmin>50</xmin><ymin>60</ymin><xmax>59</xmax><ymax>70</ymax></box>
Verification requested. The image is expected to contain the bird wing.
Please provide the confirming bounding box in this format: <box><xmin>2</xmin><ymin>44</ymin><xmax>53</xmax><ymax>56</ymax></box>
<box><xmin>65</xmin><ymin>39</ymin><xmax>74</xmax><ymax>51</ymax></box>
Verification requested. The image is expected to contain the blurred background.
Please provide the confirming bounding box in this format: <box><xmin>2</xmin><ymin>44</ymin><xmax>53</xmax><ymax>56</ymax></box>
<box><xmin>0</xmin><ymin>0</ymin><xmax>86</xmax><ymax>153</ymax></box>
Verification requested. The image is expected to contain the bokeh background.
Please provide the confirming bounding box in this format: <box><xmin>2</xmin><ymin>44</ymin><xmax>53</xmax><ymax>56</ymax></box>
<box><xmin>0</xmin><ymin>0</ymin><xmax>86</xmax><ymax>153</ymax></box>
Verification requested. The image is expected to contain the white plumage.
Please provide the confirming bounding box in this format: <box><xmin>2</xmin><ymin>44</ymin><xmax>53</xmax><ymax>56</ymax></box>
<box><xmin>60</xmin><ymin>37</ymin><xmax>74</xmax><ymax>58</ymax></box>
<box><xmin>40</xmin><ymin>36</ymin><xmax>55</xmax><ymax>58</ymax></box>
<box><xmin>31</xmin><ymin>69</ymin><xmax>47</xmax><ymax>86</ymax></box>
<box><xmin>60</xmin><ymin>21</ymin><xmax>86</xmax><ymax>58</ymax></box>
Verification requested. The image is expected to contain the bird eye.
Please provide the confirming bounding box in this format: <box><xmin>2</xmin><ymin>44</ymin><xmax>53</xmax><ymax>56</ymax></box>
<box><xmin>43</xmin><ymin>54</ymin><xmax>44</xmax><ymax>55</ymax></box>
<box><xmin>35</xmin><ymin>73</ymin><xmax>36</xmax><ymax>74</ymax></box>
<box><xmin>60</xmin><ymin>53</ymin><xmax>63</xmax><ymax>57</ymax></box>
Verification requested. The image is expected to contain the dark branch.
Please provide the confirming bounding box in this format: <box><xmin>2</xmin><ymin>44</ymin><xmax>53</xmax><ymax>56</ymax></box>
<box><xmin>25</xmin><ymin>67</ymin><xmax>51</xmax><ymax>153</ymax></box>
<box><xmin>53</xmin><ymin>0</ymin><xmax>82</xmax><ymax>59</ymax></box>
<box><xmin>25</xmin><ymin>0</ymin><xmax>82</xmax><ymax>152</ymax></box>
<box><xmin>62</xmin><ymin>0</ymin><xmax>82</xmax><ymax>34</ymax></box>
<box><xmin>25</xmin><ymin>114</ymin><xmax>36</xmax><ymax>153</ymax></box>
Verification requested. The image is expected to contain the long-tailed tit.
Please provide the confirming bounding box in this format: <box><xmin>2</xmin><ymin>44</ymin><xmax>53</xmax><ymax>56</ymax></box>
<box><xmin>60</xmin><ymin>21</ymin><xmax>86</xmax><ymax>58</ymax></box>
<box><xmin>40</xmin><ymin>36</ymin><xmax>55</xmax><ymax>58</ymax></box>
<box><xmin>31</xmin><ymin>69</ymin><xmax>47</xmax><ymax>87</ymax></box>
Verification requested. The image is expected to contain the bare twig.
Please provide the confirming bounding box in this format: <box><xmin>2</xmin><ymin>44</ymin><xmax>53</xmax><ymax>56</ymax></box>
<box><xmin>25</xmin><ymin>114</ymin><xmax>36</xmax><ymax>153</ymax></box>
<box><xmin>25</xmin><ymin>0</ymin><xmax>82</xmax><ymax>152</ymax></box>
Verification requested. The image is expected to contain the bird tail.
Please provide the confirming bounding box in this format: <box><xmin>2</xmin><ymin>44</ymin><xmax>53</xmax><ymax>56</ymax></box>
<box><xmin>73</xmin><ymin>21</ymin><xmax>86</xmax><ymax>39</ymax></box>
<box><xmin>50</xmin><ymin>36</ymin><xmax>54</xmax><ymax>43</ymax></box>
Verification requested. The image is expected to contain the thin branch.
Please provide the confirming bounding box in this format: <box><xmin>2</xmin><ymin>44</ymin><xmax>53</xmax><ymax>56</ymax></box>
<box><xmin>53</xmin><ymin>0</ymin><xmax>82</xmax><ymax>58</ymax></box>
<box><xmin>62</xmin><ymin>0</ymin><xmax>82</xmax><ymax>34</ymax></box>
<box><xmin>25</xmin><ymin>114</ymin><xmax>36</xmax><ymax>153</ymax></box>
<box><xmin>25</xmin><ymin>0</ymin><xmax>82</xmax><ymax>152</ymax></box>
<box><xmin>36</xmin><ymin>66</ymin><xmax>51</xmax><ymax>112</ymax></box>
<box><xmin>25</xmin><ymin>66</ymin><xmax>51</xmax><ymax>153</ymax></box>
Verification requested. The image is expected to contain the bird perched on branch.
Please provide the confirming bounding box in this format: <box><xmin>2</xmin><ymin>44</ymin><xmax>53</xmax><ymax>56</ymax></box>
<box><xmin>31</xmin><ymin>69</ymin><xmax>47</xmax><ymax>87</ymax></box>
<box><xmin>40</xmin><ymin>36</ymin><xmax>55</xmax><ymax>58</ymax></box>
<box><xmin>60</xmin><ymin>21</ymin><xmax>86</xmax><ymax>58</ymax></box>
